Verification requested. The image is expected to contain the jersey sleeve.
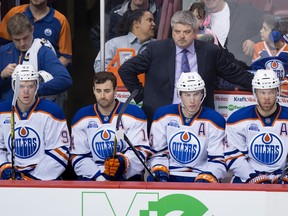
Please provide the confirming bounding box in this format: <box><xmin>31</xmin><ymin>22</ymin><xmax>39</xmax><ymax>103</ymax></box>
<box><xmin>225</xmin><ymin>121</ymin><xmax>255</xmax><ymax>181</ymax></box>
<box><xmin>148</xmin><ymin>116</ymin><xmax>170</xmax><ymax>171</ymax></box>
<box><xmin>29</xmin><ymin>111</ymin><xmax>70</xmax><ymax>180</ymax></box>
<box><xmin>121</xmin><ymin>107</ymin><xmax>151</xmax><ymax>179</ymax></box>
<box><xmin>70</xmin><ymin>115</ymin><xmax>103</xmax><ymax>180</ymax></box>
<box><xmin>37</xmin><ymin>46</ymin><xmax>73</xmax><ymax>95</ymax></box>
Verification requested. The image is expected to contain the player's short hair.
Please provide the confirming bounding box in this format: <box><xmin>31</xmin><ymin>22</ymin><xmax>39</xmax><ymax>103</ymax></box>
<box><xmin>7</xmin><ymin>13</ymin><xmax>33</xmax><ymax>36</ymax></box>
<box><xmin>171</xmin><ymin>10</ymin><xmax>198</xmax><ymax>31</ymax></box>
<box><xmin>93</xmin><ymin>72</ymin><xmax>117</xmax><ymax>90</ymax></box>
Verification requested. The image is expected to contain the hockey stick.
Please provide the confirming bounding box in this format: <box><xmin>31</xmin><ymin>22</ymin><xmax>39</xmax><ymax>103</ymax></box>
<box><xmin>112</xmin><ymin>89</ymin><xmax>139</xmax><ymax>158</ymax></box>
<box><xmin>277</xmin><ymin>167</ymin><xmax>288</xmax><ymax>184</ymax></box>
<box><xmin>11</xmin><ymin>74</ymin><xmax>20</xmax><ymax>180</ymax></box>
<box><xmin>123</xmin><ymin>133</ymin><xmax>159</xmax><ymax>181</ymax></box>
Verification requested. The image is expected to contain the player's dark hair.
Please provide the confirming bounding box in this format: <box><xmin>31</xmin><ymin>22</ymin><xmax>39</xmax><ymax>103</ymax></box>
<box><xmin>117</xmin><ymin>9</ymin><xmax>150</xmax><ymax>35</ymax></box>
<box><xmin>93</xmin><ymin>72</ymin><xmax>117</xmax><ymax>89</ymax></box>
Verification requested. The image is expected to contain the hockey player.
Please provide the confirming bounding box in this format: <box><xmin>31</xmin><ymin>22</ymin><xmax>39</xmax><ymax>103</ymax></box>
<box><xmin>147</xmin><ymin>72</ymin><xmax>227</xmax><ymax>182</ymax></box>
<box><xmin>70</xmin><ymin>71</ymin><xmax>150</xmax><ymax>181</ymax></box>
<box><xmin>0</xmin><ymin>64</ymin><xmax>70</xmax><ymax>180</ymax></box>
<box><xmin>225</xmin><ymin>69</ymin><xmax>288</xmax><ymax>184</ymax></box>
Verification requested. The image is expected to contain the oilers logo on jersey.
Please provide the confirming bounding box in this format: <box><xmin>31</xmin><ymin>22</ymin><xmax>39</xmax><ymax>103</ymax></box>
<box><xmin>8</xmin><ymin>126</ymin><xmax>41</xmax><ymax>159</ymax></box>
<box><xmin>250</xmin><ymin>133</ymin><xmax>283</xmax><ymax>165</ymax></box>
<box><xmin>168</xmin><ymin>131</ymin><xmax>200</xmax><ymax>164</ymax></box>
<box><xmin>92</xmin><ymin>129</ymin><xmax>124</xmax><ymax>159</ymax></box>
<box><xmin>265</xmin><ymin>59</ymin><xmax>286</xmax><ymax>80</ymax></box>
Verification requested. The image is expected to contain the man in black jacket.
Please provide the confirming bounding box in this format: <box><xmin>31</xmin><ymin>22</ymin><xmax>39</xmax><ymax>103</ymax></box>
<box><xmin>118</xmin><ymin>10</ymin><xmax>254</xmax><ymax>130</ymax></box>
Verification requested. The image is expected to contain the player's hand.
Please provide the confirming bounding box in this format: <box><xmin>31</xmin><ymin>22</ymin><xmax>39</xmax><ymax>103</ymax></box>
<box><xmin>272</xmin><ymin>174</ymin><xmax>288</xmax><ymax>184</ymax></box>
<box><xmin>147</xmin><ymin>165</ymin><xmax>169</xmax><ymax>182</ymax></box>
<box><xmin>1</xmin><ymin>63</ymin><xmax>17</xmax><ymax>79</ymax></box>
<box><xmin>194</xmin><ymin>171</ymin><xmax>218</xmax><ymax>183</ymax></box>
<box><xmin>246</xmin><ymin>173</ymin><xmax>271</xmax><ymax>184</ymax></box>
<box><xmin>242</xmin><ymin>39</ymin><xmax>255</xmax><ymax>56</ymax></box>
<box><xmin>0</xmin><ymin>163</ymin><xmax>23</xmax><ymax>180</ymax></box>
<box><xmin>104</xmin><ymin>153</ymin><xmax>129</xmax><ymax>180</ymax></box>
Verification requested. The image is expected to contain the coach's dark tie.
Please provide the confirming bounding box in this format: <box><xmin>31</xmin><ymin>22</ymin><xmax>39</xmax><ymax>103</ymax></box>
<box><xmin>181</xmin><ymin>49</ymin><xmax>190</xmax><ymax>72</ymax></box>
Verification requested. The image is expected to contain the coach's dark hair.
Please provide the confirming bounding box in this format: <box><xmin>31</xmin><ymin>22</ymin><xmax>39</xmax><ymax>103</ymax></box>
<box><xmin>118</xmin><ymin>9</ymin><xmax>150</xmax><ymax>35</ymax></box>
<box><xmin>93</xmin><ymin>72</ymin><xmax>117</xmax><ymax>89</ymax></box>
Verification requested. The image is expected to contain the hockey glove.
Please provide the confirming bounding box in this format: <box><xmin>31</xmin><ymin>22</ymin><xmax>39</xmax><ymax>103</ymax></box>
<box><xmin>246</xmin><ymin>173</ymin><xmax>271</xmax><ymax>184</ymax></box>
<box><xmin>0</xmin><ymin>163</ymin><xmax>23</xmax><ymax>180</ymax></box>
<box><xmin>194</xmin><ymin>171</ymin><xmax>218</xmax><ymax>183</ymax></box>
<box><xmin>147</xmin><ymin>165</ymin><xmax>169</xmax><ymax>182</ymax></box>
<box><xmin>104</xmin><ymin>153</ymin><xmax>129</xmax><ymax>180</ymax></box>
<box><xmin>272</xmin><ymin>174</ymin><xmax>288</xmax><ymax>184</ymax></box>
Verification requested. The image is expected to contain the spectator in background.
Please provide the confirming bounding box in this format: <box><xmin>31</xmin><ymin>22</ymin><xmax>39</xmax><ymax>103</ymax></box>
<box><xmin>147</xmin><ymin>72</ymin><xmax>227</xmax><ymax>182</ymax></box>
<box><xmin>0</xmin><ymin>0</ymin><xmax>73</xmax><ymax>109</ymax></box>
<box><xmin>70</xmin><ymin>72</ymin><xmax>150</xmax><ymax>181</ymax></box>
<box><xmin>0</xmin><ymin>13</ymin><xmax>72</xmax><ymax>102</ymax></box>
<box><xmin>90</xmin><ymin>0</ymin><xmax>160</xmax><ymax>52</ymax></box>
<box><xmin>225</xmin><ymin>69</ymin><xmax>288</xmax><ymax>184</ymax></box>
<box><xmin>118</xmin><ymin>10</ymin><xmax>254</xmax><ymax>130</ymax></box>
<box><xmin>189</xmin><ymin>1</ymin><xmax>218</xmax><ymax>45</ymax></box>
<box><xmin>94</xmin><ymin>9</ymin><xmax>156</xmax><ymax>72</ymax></box>
<box><xmin>252</xmin><ymin>14</ymin><xmax>288</xmax><ymax>81</ymax></box>
<box><xmin>203</xmin><ymin>0</ymin><xmax>263</xmax><ymax>65</ymax></box>
<box><xmin>0</xmin><ymin>0</ymin><xmax>72</xmax><ymax>67</ymax></box>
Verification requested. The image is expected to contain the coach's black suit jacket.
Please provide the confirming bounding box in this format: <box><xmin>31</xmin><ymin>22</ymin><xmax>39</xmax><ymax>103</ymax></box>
<box><xmin>119</xmin><ymin>38</ymin><xmax>254</xmax><ymax>127</ymax></box>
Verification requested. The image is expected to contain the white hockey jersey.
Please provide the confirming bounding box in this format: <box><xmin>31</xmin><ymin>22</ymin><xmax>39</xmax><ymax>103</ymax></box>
<box><xmin>225</xmin><ymin>104</ymin><xmax>288</xmax><ymax>181</ymax></box>
<box><xmin>70</xmin><ymin>100</ymin><xmax>150</xmax><ymax>180</ymax></box>
<box><xmin>149</xmin><ymin>104</ymin><xmax>227</xmax><ymax>180</ymax></box>
<box><xmin>0</xmin><ymin>97</ymin><xmax>70</xmax><ymax>180</ymax></box>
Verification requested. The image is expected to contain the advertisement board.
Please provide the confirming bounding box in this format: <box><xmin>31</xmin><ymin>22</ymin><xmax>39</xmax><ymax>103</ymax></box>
<box><xmin>0</xmin><ymin>181</ymin><xmax>287</xmax><ymax>216</ymax></box>
<box><xmin>115</xmin><ymin>88</ymin><xmax>288</xmax><ymax>119</ymax></box>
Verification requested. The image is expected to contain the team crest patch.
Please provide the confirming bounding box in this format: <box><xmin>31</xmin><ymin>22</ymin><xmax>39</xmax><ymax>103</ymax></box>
<box><xmin>250</xmin><ymin>133</ymin><xmax>283</xmax><ymax>165</ymax></box>
<box><xmin>8</xmin><ymin>126</ymin><xmax>41</xmax><ymax>159</ymax></box>
<box><xmin>44</xmin><ymin>28</ymin><xmax>52</xmax><ymax>37</ymax></box>
<box><xmin>92</xmin><ymin>129</ymin><xmax>124</xmax><ymax>159</ymax></box>
<box><xmin>168</xmin><ymin>131</ymin><xmax>200</xmax><ymax>164</ymax></box>
<box><xmin>265</xmin><ymin>59</ymin><xmax>285</xmax><ymax>80</ymax></box>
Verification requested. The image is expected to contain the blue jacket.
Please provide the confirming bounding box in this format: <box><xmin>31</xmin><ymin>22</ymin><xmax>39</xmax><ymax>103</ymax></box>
<box><xmin>0</xmin><ymin>40</ymin><xmax>72</xmax><ymax>101</ymax></box>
